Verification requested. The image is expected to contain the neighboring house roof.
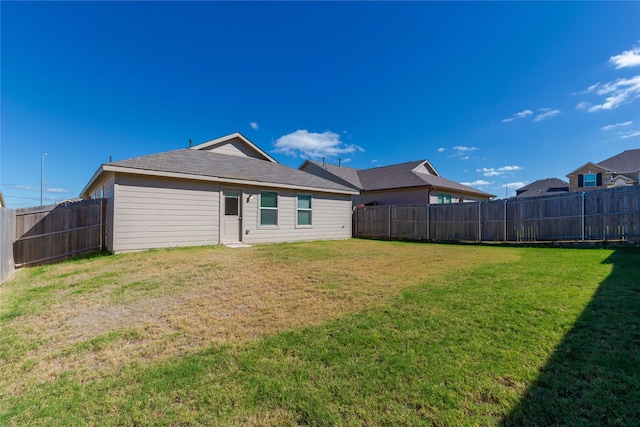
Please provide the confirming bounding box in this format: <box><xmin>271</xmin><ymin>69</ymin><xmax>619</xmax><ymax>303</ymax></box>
<box><xmin>516</xmin><ymin>178</ymin><xmax>569</xmax><ymax>198</ymax></box>
<box><xmin>567</xmin><ymin>149</ymin><xmax>640</xmax><ymax>177</ymax></box>
<box><xmin>301</xmin><ymin>159</ymin><xmax>495</xmax><ymax>198</ymax></box>
<box><xmin>81</xmin><ymin>144</ymin><xmax>359</xmax><ymax>197</ymax></box>
<box><xmin>598</xmin><ymin>148</ymin><xmax>640</xmax><ymax>174</ymax></box>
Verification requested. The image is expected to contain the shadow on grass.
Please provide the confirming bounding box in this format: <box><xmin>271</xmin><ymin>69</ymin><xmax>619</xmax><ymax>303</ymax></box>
<box><xmin>503</xmin><ymin>248</ymin><xmax>640</xmax><ymax>426</ymax></box>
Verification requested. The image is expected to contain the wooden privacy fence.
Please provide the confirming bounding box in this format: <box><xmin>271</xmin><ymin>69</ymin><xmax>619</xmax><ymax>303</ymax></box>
<box><xmin>0</xmin><ymin>207</ymin><xmax>16</xmax><ymax>283</ymax></box>
<box><xmin>14</xmin><ymin>199</ymin><xmax>106</xmax><ymax>267</ymax></box>
<box><xmin>353</xmin><ymin>186</ymin><xmax>640</xmax><ymax>244</ymax></box>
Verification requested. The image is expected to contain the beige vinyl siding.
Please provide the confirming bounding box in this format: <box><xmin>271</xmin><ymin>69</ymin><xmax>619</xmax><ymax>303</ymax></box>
<box><xmin>113</xmin><ymin>175</ymin><xmax>219</xmax><ymax>252</ymax></box>
<box><xmin>203</xmin><ymin>138</ymin><xmax>267</xmax><ymax>160</ymax></box>
<box><xmin>242</xmin><ymin>189</ymin><xmax>352</xmax><ymax>244</ymax></box>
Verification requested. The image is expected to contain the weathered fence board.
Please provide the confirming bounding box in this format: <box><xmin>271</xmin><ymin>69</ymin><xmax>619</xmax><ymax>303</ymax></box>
<box><xmin>354</xmin><ymin>187</ymin><xmax>640</xmax><ymax>244</ymax></box>
<box><xmin>14</xmin><ymin>199</ymin><xmax>106</xmax><ymax>267</ymax></box>
<box><xmin>1</xmin><ymin>208</ymin><xmax>16</xmax><ymax>284</ymax></box>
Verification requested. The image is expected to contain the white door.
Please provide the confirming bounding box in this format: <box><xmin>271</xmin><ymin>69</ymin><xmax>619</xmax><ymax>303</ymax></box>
<box><xmin>222</xmin><ymin>191</ymin><xmax>241</xmax><ymax>243</ymax></box>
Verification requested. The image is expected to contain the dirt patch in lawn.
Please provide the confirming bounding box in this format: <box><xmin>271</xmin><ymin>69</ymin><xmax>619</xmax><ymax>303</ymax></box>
<box><xmin>0</xmin><ymin>240</ymin><xmax>518</xmax><ymax>395</ymax></box>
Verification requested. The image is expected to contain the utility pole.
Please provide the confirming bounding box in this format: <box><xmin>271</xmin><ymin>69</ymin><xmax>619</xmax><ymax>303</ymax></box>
<box><xmin>41</xmin><ymin>153</ymin><xmax>47</xmax><ymax>206</ymax></box>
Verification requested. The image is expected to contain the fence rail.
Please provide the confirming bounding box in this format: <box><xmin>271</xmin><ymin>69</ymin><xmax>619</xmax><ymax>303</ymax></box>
<box><xmin>14</xmin><ymin>199</ymin><xmax>106</xmax><ymax>268</ymax></box>
<box><xmin>354</xmin><ymin>187</ymin><xmax>640</xmax><ymax>244</ymax></box>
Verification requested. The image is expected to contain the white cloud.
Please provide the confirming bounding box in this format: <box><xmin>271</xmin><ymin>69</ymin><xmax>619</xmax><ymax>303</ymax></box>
<box><xmin>461</xmin><ymin>180</ymin><xmax>490</xmax><ymax>187</ymax></box>
<box><xmin>10</xmin><ymin>185</ymin><xmax>37</xmax><ymax>191</ymax></box>
<box><xmin>437</xmin><ymin>147</ymin><xmax>446</xmax><ymax>153</ymax></box>
<box><xmin>250</xmin><ymin>122</ymin><xmax>259</xmax><ymax>130</ymax></box>
<box><xmin>533</xmin><ymin>109</ymin><xmax>560</xmax><ymax>122</ymax></box>
<box><xmin>46</xmin><ymin>188</ymin><xmax>73</xmax><ymax>194</ymax></box>
<box><xmin>502</xmin><ymin>109</ymin><xmax>533</xmax><ymax>123</ymax></box>
<box><xmin>609</xmin><ymin>44</ymin><xmax>640</xmax><ymax>69</ymax></box>
<box><xmin>602</xmin><ymin>121</ymin><xmax>632</xmax><ymax>131</ymax></box>
<box><xmin>477</xmin><ymin>165</ymin><xmax>522</xmax><ymax>177</ymax></box>
<box><xmin>452</xmin><ymin>146</ymin><xmax>478</xmax><ymax>160</ymax></box>
<box><xmin>504</xmin><ymin>182</ymin><xmax>526</xmax><ymax>189</ymax></box>
<box><xmin>620</xmin><ymin>130</ymin><xmax>640</xmax><ymax>139</ymax></box>
<box><xmin>453</xmin><ymin>146</ymin><xmax>478</xmax><ymax>152</ymax></box>
<box><xmin>273</xmin><ymin>130</ymin><xmax>364</xmax><ymax>159</ymax></box>
<box><xmin>579</xmin><ymin>75</ymin><xmax>640</xmax><ymax>112</ymax></box>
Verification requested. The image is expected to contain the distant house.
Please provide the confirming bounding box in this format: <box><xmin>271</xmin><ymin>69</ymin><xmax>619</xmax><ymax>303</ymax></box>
<box><xmin>81</xmin><ymin>133</ymin><xmax>358</xmax><ymax>253</ymax></box>
<box><xmin>567</xmin><ymin>149</ymin><xmax>640</xmax><ymax>192</ymax></box>
<box><xmin>515</xmin><ymin>178</ymin><xmax>569</xmax><ymax>198</ymax></box>
<box><xmin>300</xmin><ymin>159</ymin><xmax>495</xmax><ymax>206</ymax></box>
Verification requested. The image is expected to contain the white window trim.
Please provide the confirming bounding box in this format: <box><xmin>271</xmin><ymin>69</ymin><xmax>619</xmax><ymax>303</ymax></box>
<box><xmin>258</xmin><ymin>191</ymin><xmax>279</xmax><ymax>228</ymax></box>
<box><xmin>296</xmin><ymin>193</ymin><xmax>313</xmax><ymax>228</ymax></box>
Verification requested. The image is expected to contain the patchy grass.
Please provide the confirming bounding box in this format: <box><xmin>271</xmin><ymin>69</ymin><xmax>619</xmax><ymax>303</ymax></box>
<box><xmin>0</xmin><ymin>240</ymin><xmax>638</xmax><ymax>426</ymax></box>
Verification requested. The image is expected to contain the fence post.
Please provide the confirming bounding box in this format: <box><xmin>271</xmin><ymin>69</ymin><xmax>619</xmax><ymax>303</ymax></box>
<box><xmin>581</xmin><ymin>191</ymin><xmax>586</xmax><ymax>242</ymax></box>
<box><xmin>388</xmin><ymin>205</ymin><xmax>392</xmax><ymax>239</ymax></box>
<box><xmin>426</xmin><ymin>204</ymin><xmax>430</xmax><ymax>241</ymax></box>
<box><xmin>504</xmin><ymin>199</ymin><xmax>508</xmax><ymax>242</ymax></box>
<box><xmin>478</xmin><ymin>202</ymin><xmax>482</xmax><ymax>242</ymax></box>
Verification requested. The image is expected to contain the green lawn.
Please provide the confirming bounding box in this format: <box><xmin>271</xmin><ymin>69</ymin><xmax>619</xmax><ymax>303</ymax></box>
<box><xmin>1</xmin><ymin>240</ymin><xmax>638</xmax><ymax>426</ymax></box>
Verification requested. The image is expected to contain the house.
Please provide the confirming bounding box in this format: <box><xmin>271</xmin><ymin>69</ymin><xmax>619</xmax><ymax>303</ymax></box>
<box><xmin>515</xmin><ymin>178</ymin><xmax>569</xmax><ymax>198</ymax></box>
<box><xmin>567</xmin><ymin>149</ymin><xmax>640</xmax><ymax>192</ymax></box>
<box><xmin>80</xmin><ymin>133</ymin><xmax>358</xmax><ymax>253</ymax></box>
<box><xmin>299</xmin><ymin>159</ymin><xmax>495</xmax><ymax>206</ymax></box>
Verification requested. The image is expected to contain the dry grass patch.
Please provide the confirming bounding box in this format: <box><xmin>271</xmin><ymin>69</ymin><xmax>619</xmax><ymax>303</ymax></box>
<box><xmin>0</xmin><ymin>239</ymin><xmax>517</xmax><ymax>399</ymax></box>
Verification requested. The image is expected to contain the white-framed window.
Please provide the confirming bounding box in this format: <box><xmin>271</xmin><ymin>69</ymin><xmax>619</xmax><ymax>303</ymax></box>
<box><xmin>260</xmin><ymin>191</ymin><xmax>278</xmax><ymax>226</ymax></box>
<box><xmin>584</xmin><ymin>173</ymin><xmax>596</xmax><ymax>187</ymax></box>
<box><xmin>297</xmin><ymin>194</ymin><xmax>312</xmax><ymax>226</ymax></box>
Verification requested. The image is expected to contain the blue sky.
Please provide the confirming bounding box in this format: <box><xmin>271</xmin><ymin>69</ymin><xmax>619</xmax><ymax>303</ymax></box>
<box><xmin>1</xmin><ymin>1</ymin><xmax>639</xmax><ymax>207</ymax></box>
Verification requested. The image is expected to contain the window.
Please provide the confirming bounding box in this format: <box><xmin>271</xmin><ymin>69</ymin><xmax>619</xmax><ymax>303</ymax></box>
<box><xmin>224</xmin><ymin>192</ymin><xmax>239</xmax><ymax>216</ymax></box>
<box><xmin>260</xmin><ymin>191</ymin><xmax>278</xmax><ymax>226</ymax></box>
<box><xmin>584</xmin><ymin>173</ymin><xmax>596</xmax><ymax>187</ymax></box>
<box><xmin>297</xmin><ymin>194</ymin><xmax>312</xmax><ymax>226</ymax></box>
<box><xmin>437</xmin><ymin>193</ymin><xmax>452</xmax><ymax>204</ymax></box>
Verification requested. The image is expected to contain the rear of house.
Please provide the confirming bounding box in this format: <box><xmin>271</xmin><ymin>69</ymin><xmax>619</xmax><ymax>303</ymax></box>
<box><xmin>81</xmin><ymin>133</ymin><xmax>357</xmax><ymax>253</ymax></box>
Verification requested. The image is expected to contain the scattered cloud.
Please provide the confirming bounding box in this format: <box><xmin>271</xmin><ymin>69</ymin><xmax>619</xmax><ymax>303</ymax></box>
<box><xmin>533</xmin><ymin>109</ymin><xmax>560</xmax><ymax>122</ymax></box>
<box><xmin>9</xmin><ymin>185</ymin><xmax>37</xmax><ymax>191</ymax></box>
<box><xmin>620</xmin><ymin>130</ymin><xmax>640</xmax><ymax>139</ymax></box>
<box><xmin>273</xmin><ymin>130</ymin><xmax>364</xmax><ymax>159</ymax></box>
<box><xmin>371</xmin><ymin>160</ymin><xmax>378</xmax><ymax>164</ymax></box>
<box><xmin>47</xmin><ymin>188</ymin><xmax>73</xmax><ymax>194</ymax></box>
<box><xmin>503</xmin><ymin>182</ymin><xmax>526</xmax><ymax>189</ymax></box>
<box><xmin>477</xmin><ymin>165</ymin><xmax>522</xmax><ymax>177</ymax></box>
<box><xmin>577</xmin><ymin>75</ymin><xmax>640</xmax><ymax>112</ymax></box>
<box><xmin>451</xmin><ymin>146</ymin><xmax>478</xmax><ymax>160</ymax></box>
<box><xmin>437</xmin><ymin>147</ymin><xmax>446</xmax><ymax>153</ymax></box>
<box><xmin>502</xmin><ymin>109</ymin><xmax>533</xmax><ymax>123</ymax></box>
<box><xmin>609</xmin><ymin>43</ymin><xmax>640</xmax><ymax>69</ymax></box>
<box><xmin>602</xmin><ymin>121</ymin><xmax>632</xmax><ymax>131</ymax></box>
<box><xmin>249</xmin><ymin>122</ymin><xmax>259</xmax><ymax>130</ymax></box>
<box><xmin>461</xmin><ymin>180</ymin><xmax>490</xmax><ymax>187</ymax></box>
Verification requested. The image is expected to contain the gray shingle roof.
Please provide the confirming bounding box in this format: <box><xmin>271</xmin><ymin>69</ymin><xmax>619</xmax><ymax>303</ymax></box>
<box><xmin>598</xmin><ymin>149</ymin><xmax>640</xmax><ymax>174</ymax></box>
<box><xmin>109</xmin><ymin>149</ymin><xmax>357</xmax><ymax>193</ymax></box>
<box><xmin>305</xmin><ymin>160</ymin><xmax>495</xmax><ymax>197</ymax></box>
<box><xmin>516</xmin><ymin>178</ymin><xmax>569</xmax><ymax>198</ymax></box>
